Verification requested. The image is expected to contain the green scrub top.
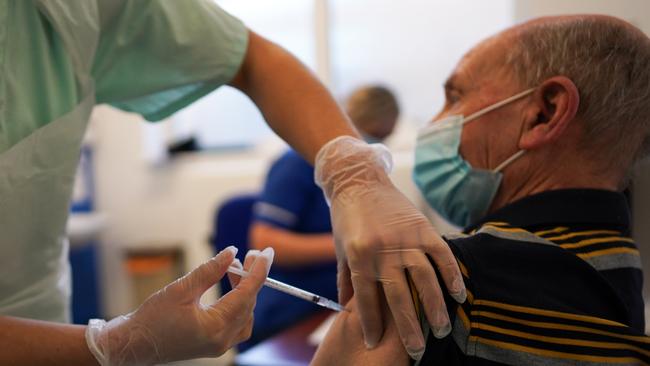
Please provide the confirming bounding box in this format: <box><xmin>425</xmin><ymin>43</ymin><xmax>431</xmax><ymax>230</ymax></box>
<box><xmin>0</xmin><ymin>0</ymin><xmax>248</xmax><ymax>322</ymax></box>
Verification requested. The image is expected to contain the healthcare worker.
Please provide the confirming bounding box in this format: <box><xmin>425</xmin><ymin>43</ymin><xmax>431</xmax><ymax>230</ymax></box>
<box><xmin>0</xmin><ymin>1</ymin><xmax>465</xmax><ymax>364</ymax></box>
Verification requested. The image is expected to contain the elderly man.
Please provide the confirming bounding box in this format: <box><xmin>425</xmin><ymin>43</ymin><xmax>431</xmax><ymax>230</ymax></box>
<box><xmin>312</xmin><ymin>14</ymin><xmax>650</xmax><ymax>365</ymax></box>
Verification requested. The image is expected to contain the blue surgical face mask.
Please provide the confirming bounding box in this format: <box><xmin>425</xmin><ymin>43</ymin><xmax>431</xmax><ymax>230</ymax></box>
<box><xmin>361</xmin><ymin>133</ymin><xmax>384</xmax><ymax>145</ymax></box>
<box><xmin>413</xmin><ymin>88</ymin><xmax>535</xmax><ymax>227</ymax></box>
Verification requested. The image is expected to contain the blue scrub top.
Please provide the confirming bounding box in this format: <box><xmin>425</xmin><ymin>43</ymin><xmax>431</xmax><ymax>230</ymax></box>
<box><xmin>254</xmin><ymin>149</ymin><xmax>332</xmax><ymax>233</ymax></box>
<box><xmin>249</xmin><ymin>149</ymin><xmax>337</xmax><ymax>343</ymax></box>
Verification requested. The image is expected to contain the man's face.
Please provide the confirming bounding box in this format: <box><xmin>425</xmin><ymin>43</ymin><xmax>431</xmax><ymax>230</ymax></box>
<box><xmin>431</xmin><ymin>34</ymin><xmax>529</xmax><ymax>171</ymax></box>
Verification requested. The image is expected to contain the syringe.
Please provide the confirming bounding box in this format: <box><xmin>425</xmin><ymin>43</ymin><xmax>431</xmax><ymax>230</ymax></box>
<box><xmin>227</xmin><ymin>265</ymin><xmax>346</xmax><ymax>312</ymax></box>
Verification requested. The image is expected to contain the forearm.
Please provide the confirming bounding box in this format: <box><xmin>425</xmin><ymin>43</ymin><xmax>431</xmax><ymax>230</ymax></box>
<box><xmin>0</xmin><ymin>316</ymin><xmax>98</xmax><ymax>365</ymax></box>
<box><xmin>250</xmin><ymin>223</ymin><xmax>336</xmax><ymax>266</ymax></box>
<box><xmin>229</xmin><ymin>31</ymin><xmax>359</xmax><ymax>164</ymax></box>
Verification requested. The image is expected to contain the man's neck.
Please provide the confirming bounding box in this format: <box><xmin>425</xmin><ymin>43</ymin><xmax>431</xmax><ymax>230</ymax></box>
<box><xmin>488</xmin><ymin>165</ymin><xmax>620</xmax><ymax>216</ymax></box>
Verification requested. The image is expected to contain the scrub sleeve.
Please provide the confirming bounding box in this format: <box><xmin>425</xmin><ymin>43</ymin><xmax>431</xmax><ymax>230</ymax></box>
<box><xmin>0</xmin><ymin>0</ymin><xmax>249</xmax><ymax>323</ymax></box>
<box><xmin>93</xmin><ymin>0</ymin><xmax>249</xmax><ymax>121</ymax></box>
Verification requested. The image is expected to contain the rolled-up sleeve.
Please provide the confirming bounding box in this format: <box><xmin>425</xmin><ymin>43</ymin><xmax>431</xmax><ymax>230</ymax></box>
<box><xmin>92</xmin><ymin>0</ymin><xmax>248</xmax><ymax>121</ymax></box>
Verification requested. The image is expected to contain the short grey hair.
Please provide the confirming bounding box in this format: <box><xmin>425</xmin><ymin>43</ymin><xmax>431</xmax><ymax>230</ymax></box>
<box><xmin>504</xmin><ymin>16</ymin><xmax>650</xmax><ymax>171</ymax></box>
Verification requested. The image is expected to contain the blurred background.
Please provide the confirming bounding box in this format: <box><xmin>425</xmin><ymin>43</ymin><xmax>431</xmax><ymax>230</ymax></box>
<box><xmin>67</xmin><ymin>0</ymin><xmax>650</xmax><ymax>363</ymax></box>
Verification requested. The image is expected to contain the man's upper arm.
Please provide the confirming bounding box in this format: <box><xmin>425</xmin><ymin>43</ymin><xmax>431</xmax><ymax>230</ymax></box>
<box><xmin>92</xmin><ymin>0</ymin><xmax>248</xmax><ymax>121</ymax></box>
<box><xmin>312</xmin><ymin>241</ymin><xmax>473</xmax><ymax>366</ymax></box>
<box><xmin>311</xmin><ymin>297</ymin><xmax>410</xmax><ymax>366</ymax></box>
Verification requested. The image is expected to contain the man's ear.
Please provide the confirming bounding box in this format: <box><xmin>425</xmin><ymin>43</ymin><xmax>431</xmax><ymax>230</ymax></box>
<box><xmin>519</xmin><ymin>76</ymin><xmax>580</xmax><ymax>150</ymax></box>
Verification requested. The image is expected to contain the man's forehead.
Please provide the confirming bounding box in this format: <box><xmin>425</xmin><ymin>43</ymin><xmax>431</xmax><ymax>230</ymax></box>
<box><xmin>447</xmin><ymin>34</ymin><xmax>513</xmax><ymax>89</ymax></box>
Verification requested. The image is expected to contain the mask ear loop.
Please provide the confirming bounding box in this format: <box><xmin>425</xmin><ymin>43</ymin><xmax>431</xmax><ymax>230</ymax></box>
<box><xmin>459</xmin><ymin>88</ymin><xmax>535</xmax><ymax>173</ymax></box>
<box><xmin>463</xmin><ymin>88</ymin><xmax>536</xmax><ymax>125</ymax></box>
<box><xmin>494</xmin><ymin>150</ymin><xmax>526</xmax><ymax>173</ymax></box>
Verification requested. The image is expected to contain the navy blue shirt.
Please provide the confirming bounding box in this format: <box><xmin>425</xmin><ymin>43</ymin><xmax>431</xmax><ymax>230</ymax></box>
<box><xmin>249</xmin><ymin>149</ymin><xmax>337</xmax><ymax>342</ymax></box>
<box><xmin>253</xmin><ymin>149</ymin><xmax>332</xmax><ymax>233</ymax></box>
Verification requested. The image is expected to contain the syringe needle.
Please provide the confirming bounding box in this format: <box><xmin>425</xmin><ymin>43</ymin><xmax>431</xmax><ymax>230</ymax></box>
<box><xmin>316</xmin><ymin>297</ymin><xmax>347</xmax><ymax>312</ymax></box>
<box><xmin>227</xmin><ymin>265</ymin><xmax>347</xmax><ymax>312</ymax></box>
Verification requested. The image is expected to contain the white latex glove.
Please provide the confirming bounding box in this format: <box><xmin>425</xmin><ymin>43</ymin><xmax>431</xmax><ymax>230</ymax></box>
<box><xmin>315</xmin><ymin>136</ymin><xmax>466</xmax><ymax>360</ymax></box>
<box><xmin>85</xmin><ymin>246</ymin><xmax>274</xmax><ymax>366</ymax></box>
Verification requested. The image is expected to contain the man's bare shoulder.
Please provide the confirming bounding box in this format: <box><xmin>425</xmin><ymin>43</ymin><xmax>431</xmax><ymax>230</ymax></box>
<box><xmin>311</xmin><ymin>297</ymin><xmax>410</xmax><ymax>366</ymax></box>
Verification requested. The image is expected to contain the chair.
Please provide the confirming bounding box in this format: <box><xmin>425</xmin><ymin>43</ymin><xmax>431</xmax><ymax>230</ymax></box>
<box><xmin>210</xmin><ymin>193</ymin><xmax>258</xmax><ymax>294</ymax></box>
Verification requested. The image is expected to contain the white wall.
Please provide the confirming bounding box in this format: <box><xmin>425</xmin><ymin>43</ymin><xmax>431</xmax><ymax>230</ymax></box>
<box><xmin>329</xmin><ymin>0</ymin><xmax>513</xmax><ymax>125</ymax></box>
<box><xmin>514</xmin><ymin>0</ymin><xmax>650</xmax><ymax>34</ymax></box>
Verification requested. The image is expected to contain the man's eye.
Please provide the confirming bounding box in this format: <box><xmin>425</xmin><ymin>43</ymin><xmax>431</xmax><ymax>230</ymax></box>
<box><xmin>445</xmin><ymin>87</ymin><xmax>461</xmax><ymax>103</ymax></box>
<box><xmin>444</xmin><ymin>94</ymin><xmax>459</xmax><ymax>108</ymax></box>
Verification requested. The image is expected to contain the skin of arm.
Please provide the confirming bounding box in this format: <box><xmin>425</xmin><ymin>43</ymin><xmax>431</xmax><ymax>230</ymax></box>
<box><xmin>228</xmin><ymin>30</ymin><xmax>360</xmax><ymax>164</ymax></box>
<box><xmin>249</xmin><ymin>222</ymin><xmax>336</xmax><ymax>267</ymax></box>
<box><xmin>0</xmin><ymin>317</ymin><xmax>98</xmax><ymax>365</ymax></box>
<box><xmin>311</xmin><ymin>296</ymin><xmax>409</xmax><ymax>366</ymax></box>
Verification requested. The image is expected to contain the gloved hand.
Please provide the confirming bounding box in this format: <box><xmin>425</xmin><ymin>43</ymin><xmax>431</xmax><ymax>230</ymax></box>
<box><xmin>85</xmin><ymin>246</ymin><xmax>274</xmax><ymax>366</ymax></box>
<box><xmin>315</xmin><ymin>136</ymin><xmax>466</xmax><ymax>360</ymax></box>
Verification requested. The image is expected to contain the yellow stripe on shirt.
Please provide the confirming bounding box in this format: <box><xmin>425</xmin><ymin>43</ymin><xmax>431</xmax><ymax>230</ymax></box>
<box><xmin>576</xmin><ymin>247</ymin><xmax>640</xmax><ymax>259</ymax></box>
<box><xmin>472</xmin><ymin>336</ymin><xmax>645</xmax><ymax>364</ymax></box>
<box><xmin>481</xmin><ymin>225</ymin><xmax>531</xmax><ymax>234</ymax></box>
<box><xmin>458</xmin><ymin>260</ymin><xmax>470</xmax><ymax>278</ymax></box>
<box><xmin>457</xmin><ymin>306</ymin><xmax>471</xmax><ymax>330</ymax></box>
<box><xmin>474</xmin><ymin>323</ymin><xmax>650</xmax><ymax>357</ymax></box>
<box><xmin>466</xmin><ymin>288</ymin><xmax>474</xmax><ymax>304</ymax></box>
<box><xmin>482</xmin><ymin>222</ymin><xmax>512</xmax><ymax>227</ymax></box>
<box><xmin>534</xmin><ymin>226</ymin><xmax>569</xmax><ymax>236</ymax></box>
<box><xmin>473</xmin><ymin>299</ymin><xmax>626</xmax><ymax>327</ymax></box>
<box><xmin>546</xmin><ymin>230</ymin><xmax>622</xmax><ymax>241</ymax></box>
<box><xmin>473</xmin><ymin>310</ymin><xmax>650</xmax><ymax>344</ymax></box>
<box><xmin>559</xmin><ymin>236</ymin><xmax>635</xmax><ymax>249</ymax></box>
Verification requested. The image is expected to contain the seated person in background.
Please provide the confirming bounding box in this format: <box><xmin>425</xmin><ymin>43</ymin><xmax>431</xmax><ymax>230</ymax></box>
<box><xmin>246</xmin><ymin>85</ymin><xmax>401</xmax><ymax>346</ymax></box>
<box><xmin>312</xmin><ymin>15</ymin><xmax>650</xmax><ymax>365</ymax></box>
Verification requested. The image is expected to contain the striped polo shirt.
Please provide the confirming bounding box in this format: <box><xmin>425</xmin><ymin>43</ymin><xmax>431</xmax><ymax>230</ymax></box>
<box><xmin>418</xmin><ymin>189</ymin><xmax>648</xmax><ymax>365</ymax></box>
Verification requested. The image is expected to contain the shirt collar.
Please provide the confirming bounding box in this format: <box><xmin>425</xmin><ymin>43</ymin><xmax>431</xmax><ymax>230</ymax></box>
<box><xmin>466</xmin><ymin>189</ymin><xmax>631</xmax><ymax>232</ymax></box>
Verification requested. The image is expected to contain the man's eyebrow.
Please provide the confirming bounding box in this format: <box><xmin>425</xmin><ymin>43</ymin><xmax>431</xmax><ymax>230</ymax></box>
<box><xmin>444</xmin><ymin>74</ymin><xmax>460</xmax><ymax>92</ymax></box>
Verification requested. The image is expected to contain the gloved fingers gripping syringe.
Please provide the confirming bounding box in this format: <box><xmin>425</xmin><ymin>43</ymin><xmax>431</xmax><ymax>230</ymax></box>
<box><xmin>227</xmin><ymin>261</ymin><xmax>347</xmax><ymax>313</ymax></box>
